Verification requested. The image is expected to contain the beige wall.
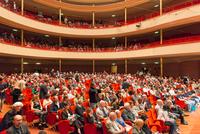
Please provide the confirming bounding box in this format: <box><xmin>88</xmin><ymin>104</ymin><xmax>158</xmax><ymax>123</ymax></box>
<box><xmin>1</xmin><ymin>5</ymin><xmax>200</xmax><ymax>38</ymax></box>
<box><xmin>0</xmin><ymin>42</ymin><xmax>200</xmax><ymax>60</ymax></box>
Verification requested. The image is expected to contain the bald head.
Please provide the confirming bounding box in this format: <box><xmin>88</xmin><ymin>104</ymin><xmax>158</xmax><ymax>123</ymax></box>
<box><xmin>109</xmin><ymin>112</ymin><xmax>117</xmax><ymax>121</ymax></box>
<box><xmin>135</xmin><ymin>119</ymin><xmax>144</xmax><ymax>128</ymax></box>
<box><xmin>13</xmin><ymin>115</ymin><xmax>23</xmax><ymax>128</ymax></box>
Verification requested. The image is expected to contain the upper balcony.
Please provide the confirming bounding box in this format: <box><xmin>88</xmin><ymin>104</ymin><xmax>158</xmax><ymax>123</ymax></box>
<box><xmin>0</xmin><ymin>0</ymin><xmax>200</xmax><ymax>38</ymax></box>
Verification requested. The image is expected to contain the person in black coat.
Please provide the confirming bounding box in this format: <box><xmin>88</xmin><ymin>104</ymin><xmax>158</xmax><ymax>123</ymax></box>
<box><xmin>75</xmin><ymin>100</ymin><xmax>85</xmax><ymax>122</ymax></box>
<box><xmin>0</xmin><ymin>102</ymin><xmax>23</xmax><ymax>132</ymax></box>
<box><xmin>12</xmin><ymin>88</ymin><xmax>21</xmax><ymax>104</ymax></box>
<box><xmin>49</xmin><ymin>96</ymin><xmax>63</xmax><ymax>113</ymax></box>
<box><xmin>89</xmin><ymin>83</ymin><xmax>98</xmax><ymax>108</ymax></box>
<box><xmin>0</xmin><ymin>77</ymin><xmax>8</xmax><ymax>112</ymax></box>
<box><xmin>39</xmin><ymin>82</ymin><xmax>48</xmax><ymax>99</ymax></box>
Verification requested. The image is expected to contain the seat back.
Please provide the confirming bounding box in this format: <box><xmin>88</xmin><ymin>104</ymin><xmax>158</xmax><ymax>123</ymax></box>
<box><xmin>84</xmin><ymin>123</ymin><xmax>98</xmax><ymax>134</ymax></box>
<box><xmin>58</xmin><ymin>120</ymin><xmax>75</xmax><ymax>134</ymax></box>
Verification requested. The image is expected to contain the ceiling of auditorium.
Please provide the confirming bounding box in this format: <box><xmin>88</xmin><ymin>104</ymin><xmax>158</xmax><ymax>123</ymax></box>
<box><xmin>62</xmin><ymin>0</ymin><xmax>123</xmax><ymax>5</ymax></box>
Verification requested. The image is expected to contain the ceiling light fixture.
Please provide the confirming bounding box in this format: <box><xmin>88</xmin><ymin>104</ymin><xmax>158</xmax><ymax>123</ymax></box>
<box><xmin>154</xmin><ymin>4</ymin><xmax>159</xmax><ymax>8</ymax></box>
<box><xmin>12</xmin><ymin>29</ymin><xmax>18</xmax><ymax>32</ymax></box>
<box><xmin>44</xmin><ymin>34</ymin><xmax>49</xmax><ymax>37</ymax></box>
<box><xmin>112</xmin><ymin>14</ymin><xmax>116</xmax><ymax>18</ymax></box>
<box><xmin>141</xmin><ymin>62</ymin><xmax>146</xmax><ymax>65</ymax></box>
<box><xmin>23</xmin><ymin>62</ymin><xmax>29</xmax><ymax>65</ymax></box>
<box><xmin>36</xmin><ymin>62</ymin><xmax>41</xmax><ymax>65</ymax></box>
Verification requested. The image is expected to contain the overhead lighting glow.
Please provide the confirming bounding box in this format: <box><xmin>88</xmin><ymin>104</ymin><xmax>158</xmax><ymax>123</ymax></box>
<box><xmin>154</xmin><ymin>4</ymin><xmax>159</xmax><ymax>8</ymax></box>
<box><xmin>44</xmin><ymin>34</ymin><xmax>49</xmax><ymax>37</ymax></box>
<box><xmin>23</xmin><ymin>62</ymin><xmax>28</xmax><ymax>65</ymax></box>
<box><xmin>12</xmin><ymin>29</ymin><xmax>18</xmax><ymax>32</ymax></box>
<box><xmin>112</xmin><ymin>14</ymin><xmax>116</xmax><ymax>18</ymax></box>
<box><xmin>36</xmin><ymin>62</ymin><xmax>41</xmax><ymax>65</ymax></box>
<box><xmin>141</xmin><ymin>62</ymin><xmax>146</xmax><ymax>65</ymax></box>
<box><xmin>154</xmin><ymin>61</ymin><xmax>159</xmax><ymax>64</ymax></box>
<box><xmin>154</xmin><ymin>31</ymin><xmax>159</xmax><ymax>34</ymax></box>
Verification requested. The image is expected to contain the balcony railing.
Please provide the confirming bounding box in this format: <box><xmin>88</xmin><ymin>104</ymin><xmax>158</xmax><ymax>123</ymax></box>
<box><xmin>1</xmin><ymin>34</ymin><xmax>200</xmax><ymax>53</ymax></box>
<box><xmin>0</xmin><ymin>0</ymin><xmax>200</xmax><ymax>29</ymax></box>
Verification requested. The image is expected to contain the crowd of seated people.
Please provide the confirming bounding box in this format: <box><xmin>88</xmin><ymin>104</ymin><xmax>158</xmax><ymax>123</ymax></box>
<box><xmin>1</xmin><ymin>0</ymin><xmax>200</xmax><ymax>29</ymax></box>
<box><xmin>0</xmin><ymin>70</ymin><xmax>199</xmax><ymax>134</ymax></box>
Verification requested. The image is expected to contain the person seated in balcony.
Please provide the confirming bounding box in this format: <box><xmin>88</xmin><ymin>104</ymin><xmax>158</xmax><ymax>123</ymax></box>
<box><xmin>122</xmin><ymin>102</ymin><xmax>135</xmax><ymax>123</ymax></box>
<box><xmin>155</xmin><ymin>99</ymin><xmax>180</xmax><ymax>134</ymax></box>
<box><xmin>96</xmin><ymin>100</ymin><xmax>109</xmax><ymax>120</ymax></box>
<box><xmin>61</xmin><ymin>105</ymin><xmax>83</xmax><ymax>134</ymax></box>
<box><xmin>0</xmin><ymin>102</ymin><xmax>23</xmax><ymax>131</ymax></box>
<box><xmin>6</xmin><ymin>115</ymin><xmax>30</xmax><ymax>134</ymax></box>
<box><xmin>31</xmin><ymin>95</ymin><xmax>48</xmax><ymax>129</ymax></box>
<box><xmin>106</xmin><ymin>112</ymin><xmax>126</xmax><ymax>134</ymax></box>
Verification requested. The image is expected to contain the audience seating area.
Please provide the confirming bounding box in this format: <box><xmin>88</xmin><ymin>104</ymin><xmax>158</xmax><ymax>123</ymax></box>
<box><xmin>0</xmin><ymin>72</ymin><xmax>199</xmax><ymax>134</ymax></box>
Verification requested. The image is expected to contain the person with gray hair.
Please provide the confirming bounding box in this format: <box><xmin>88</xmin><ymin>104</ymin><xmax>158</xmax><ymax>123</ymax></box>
<box><xmin>106</xmin><ymin>112</ymin><xmax>126</xmax><ymax>134</ymax></box>
<box><xmin>6</xmin><ymin>115</ymin><xmax>30</xmax><ymax>134</ymax></box>
<box><xmin>0</xmin><ymin>102</ymin><xmax>23</xmax><ymax>131</ymax></box>
<box><xmin>122</xmin><ymin>102</ymin><xmax>135</xmax><ymax>123</ymax></box>
<box><xmin>96</xmin><ymin>100</ymin><xmax>109</xmax><ymax>120</ymax></box>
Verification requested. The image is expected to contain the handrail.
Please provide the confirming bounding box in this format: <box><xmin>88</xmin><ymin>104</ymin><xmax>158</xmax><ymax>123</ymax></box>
<box><xmin>1</xmin><ymin>35</ymin><xmax>200</xmax><ymax>53</ymax></box>
<box><xmin>0</xmin><ymin>0</ymin><xmax>200</xmax><ymax>29</ymax></box>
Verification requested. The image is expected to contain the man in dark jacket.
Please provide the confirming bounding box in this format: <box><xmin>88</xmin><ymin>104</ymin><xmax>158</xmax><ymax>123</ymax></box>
<box><xmin>89</xmin><ymin>83</ymin><xmax>98</xmax><ymax>108</ymax></box>
<box><xmin>39</xmin><ymin>82</ymin><xmax>48</xmax><ymax>99</ymax></box>
<box><xmin>0</xmin><ymin>77</ymin><xmax>8</xmax><ymax>112</ymax></box>
<box><xmin>0</xmin><ymin>102</ymin><xmax>23</xmax><ymax>131</ymax></box>
<box><xmin>6</xmin><ymin>115</ymin><xmax>30</xmax><ymax>134</ymax></box>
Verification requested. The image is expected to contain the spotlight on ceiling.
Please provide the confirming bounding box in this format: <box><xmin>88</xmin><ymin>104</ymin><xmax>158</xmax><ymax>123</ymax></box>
<box><xmin>23</xmin><ymin>62</ymin><xmax>29</xmax><ymax>65</ymax></box>
<box><xmin>12</xmin><ymin>29</ymin><xmax>18</xmax><ymax>32</ymax></box>
<box><xmin>112</xmin><ymin>14</ymin><xmax>116</xmax><ymax>18</ymax></box>
<box><xmin>154</xmin><ymin>61</ymin><xmax>159</xmax><ymax>64</ymax></box>
<box><xmin>154</xmin><ymin>31</ymin><xmax>159</xmax><ymax>34</ymax></box>
<box><xmin>44</xmin><ymin>34</ymin><xmax>49</xmax><ymax>37</ymax></box>
<box><xmin>154</xmin><ymin>4</ymin><xmax>159</xmax><ymax>8</ymax></box>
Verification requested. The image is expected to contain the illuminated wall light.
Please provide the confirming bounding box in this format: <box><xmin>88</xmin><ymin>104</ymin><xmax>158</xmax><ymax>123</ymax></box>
<box><xmin>12</xmin><ymin>29</ymin><xmax>18</xmax><ymax>32</ymax></box>
<box><xmin>154</xmin><ymin>4</ymin><xmax>159</xmax><ymax>8</ymax></box>
<box><xmin>23</xmin><ymin>62</ymin><xmax>29</xmax><ymax>65</ymax></box>
<box><xmin>44</xmin><ymin>34</ymin><xmax>49</xmax><ymax>37</ymax></box>
<box><xmin>154</xmin><ymin>61</ymin><xmax>159</xmax><ymax>64</ymax></box>
<box><xmin>141</xmin><ymin>62</ymin><xmax>146</xmax><ymax>65</ymax></box>
<box><xmin>36</xmin><ymin>62</ymin><xmax>41</xmax><ymax>65</ymax></box>
<box><xmin>112</xmin><ymin>14</ymin><xmax>116</xmax><ymax>18</ymax></box>
<box><xmin>154</xmin><ymin>31</ymin><xmax>159</xmax><ymax>34</ymax></box>
<box><xmin>112</xmin><ymin>37</ymin><xmax>116</xmax><ymax>40</ymax></box>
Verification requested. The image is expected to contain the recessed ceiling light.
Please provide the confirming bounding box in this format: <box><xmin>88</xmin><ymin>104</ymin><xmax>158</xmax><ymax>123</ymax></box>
<box><xmin>23</xmin><ymin>62</ymin><xmax>28</xmax><ymax>65</ymax></box>
<box><xmin>112</xmin><ymin>14</ymin><xmax>116</xmax><ymax>18</ymax></box>
<box><xmin>36</xmin><ymin>62</ymin><xmax>41</xmax><ymax>65</ymax></box>
<box><xmin>12</xmin><ymin>29</ymin><xmax>18</xmax><ymax>32</ymax></box>
<box><xmin>112</xmin><ymin>37</ymin><xmax>116</xmax><ymax>40</ymax></box>
<box><xmin>154</xmin><ymin>4</ymin><xmax>159</xmax><ymax>8</ymax></box>
<box><xmin>154</xmin><ymin>31</ymin><xmax>159</xmax><ymax>34</ymax></box>
<box><xmin>154</xmin><ymin>61</ymin><xmax>159</xmax><ymax>64</ymax></box>
<box><xmin>141</xmin><ymin>62</ymin><xmax>146</xmax><ymax>65</ymax></box>
<box><xmin>44</xmin><ymin>34</ymin><xmax>49</xmax><ymax>37</ymax></box>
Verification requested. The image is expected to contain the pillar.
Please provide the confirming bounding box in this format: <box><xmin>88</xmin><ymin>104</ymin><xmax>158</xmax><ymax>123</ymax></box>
<box><xmin>125</xmin><ymin>36</ymin><xmax>127</xmax><ymax>49</ymax></box>
<box><xmin>160</xmin><ymin>57</ymin><xmax>163</xmax><ymax>77</ymax></box>
<box><xmin>125</xmin><ymin>59</ymin><xmax>128</xmax><ymax>74</ymax></box>
<box><xmin>59</xmin><ymin>8</ymin><xmax>62</xmax><ymax>25</ymax></box>
<box><xmin>59</xmin><ymin>59</ymin><xmax>62</xmax><ymax>72</ymax></box>
<box><xmin>59</xmin><ymin>36</ymin><xmax>62</xmax><ymax>46</ymax></box>
<box><xmin>21</xmin><ymin>0</ymin><xmax>24</xmax><ymax>15</ymax></box>
<box><xmin>92</xmin><ymin>38</ymin><xmax>95</xmax><ymax>51</ymax></box>
<box><xmin>92</xmin><ymin>60</ymin><xmax>95</xmax><ymax>73</ymax></box>
<box><xmin>92</xmin><ymin>11</ymin><xmax>95</xmax><ymax>27</ymax></box>
<box><xmin>21</xmin><ymin>58</ymin><xmax>24</xmax><ymax>73</ymax></box>
<box><xmin>160</xmin><ymin>0</ymin><xmax>163</xmax><ymax>15</ymax></box>
<box><xmin>21</xmin><ymin>30</ymin><xmax>24</xmax><ymax>46</ymax></box>
<box><xmin>124</xmin><ymin>7</ymin><xmax>127</xmax><ymax>24</ymax></box>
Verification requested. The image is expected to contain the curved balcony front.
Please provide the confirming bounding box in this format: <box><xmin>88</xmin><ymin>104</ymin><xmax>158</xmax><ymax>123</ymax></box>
<box><xmin>0</xmin><ymin>4</ymin><xmax>200</xmax><ymax>38</ymax></box>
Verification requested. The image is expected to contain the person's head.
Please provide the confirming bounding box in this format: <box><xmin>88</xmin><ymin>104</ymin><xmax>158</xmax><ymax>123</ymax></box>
<box><xmin>13</xmin><ymin>115</ymin><xmax>23</xmax><ymax>128</ymax></box>
<box><xmin>12</xmin><ymin>102</ymin><xmax>23</xmax><ymax>112</ymax></box>
<box><xmin>115</xmin><ymin>110</ymin><xmax>121</xmax><ymax>118</ymax></box>
<box><xmin>157</xmin><ymin>99</ymin><xmax>163</xmax><ymax>107</ymax></box>
<box><xmin>124</xmin><ymin>102</ymin><xmax>131</xmax><ymax>110</ymax></box>
<box><xmin>33</xmin><ymin>95</ymin><xmax>40</xmax><ymax>101</ymax></box>
<box><xmin>53</xmin><ymin>96</ymin><xmax>59</xmax><ymax>102</ymax></box>
<box><xmin>86</xmin><ymin>108</ymin><xmax>93</xmax><ymax>115</ymax></box>
<box><xmin>109</xmin><ymin>112</ymin><xmax>117</xmax><ymax>121</ymax></box>
<box><xmin>140</xmin><ymin>115</ymin><xmax>148</xmax><ymax>124</ymax></box>
<box><xmin>45</xmin><ymin>94</ymin><xmax>50</xmax><ymax>99</ymax></box>
<box><xmin>64</xmin><ymin>105</ymin><xmax>70</xmax><ymax>111</ymax></box>
<box><xmin>99</xmin><ymin>100</ymin><xmax>105</xmax><ymax>108</ymax></box>
<box><xmin>135</xmin><ymin>119</ymin><xmax>144</xmax><ymax>129</ymax></box>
